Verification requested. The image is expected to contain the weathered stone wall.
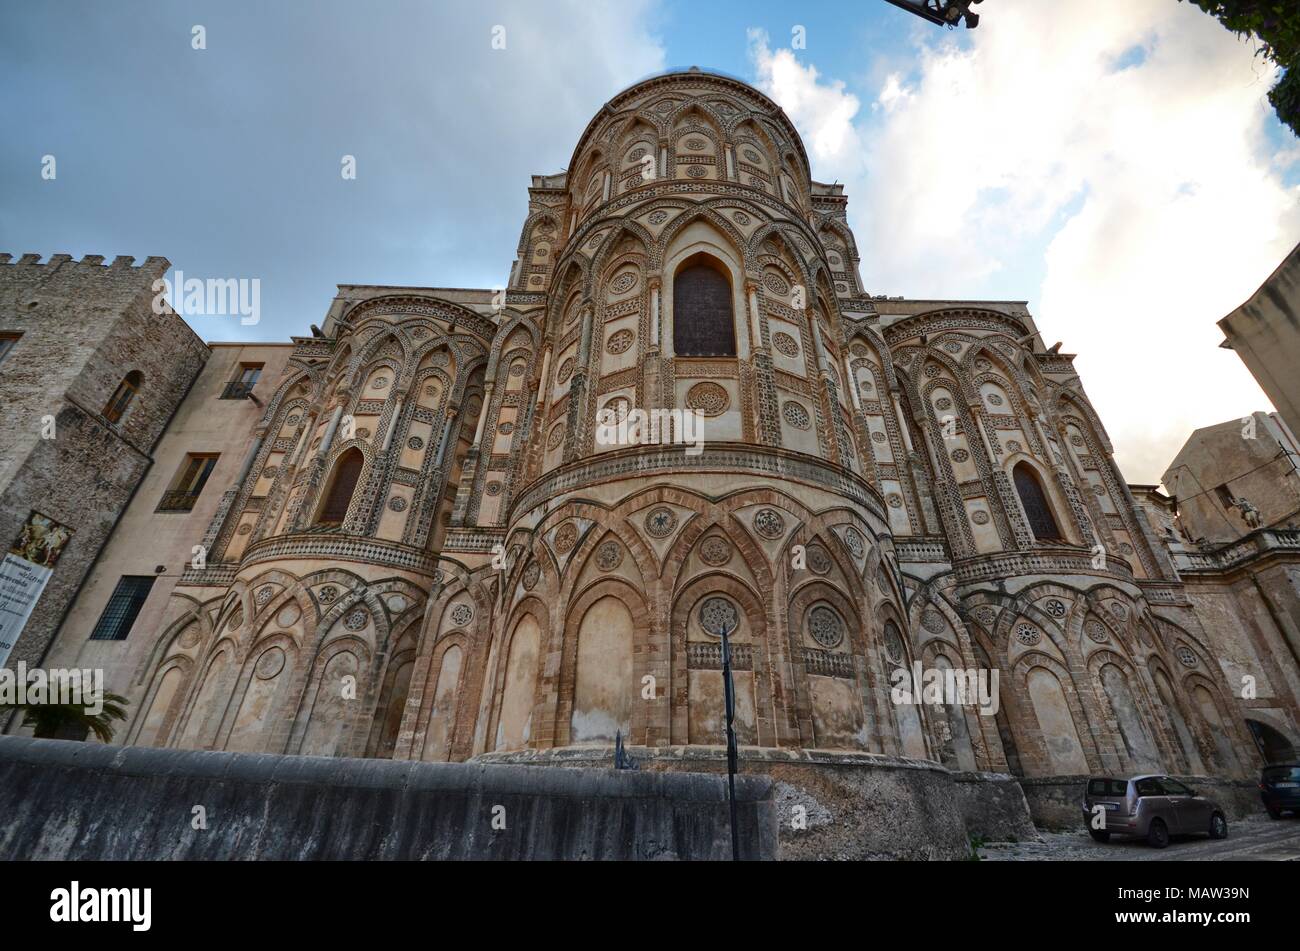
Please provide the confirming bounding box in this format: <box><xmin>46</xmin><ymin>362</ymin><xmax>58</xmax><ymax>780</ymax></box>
<box><xmin>0</xmin><ymin>253</ymin><xmax>208</xmax><ymax>668</ymax></box>
<box><xmin>475</xmin><ymin>745</ymin><xmax>1006</xmax><ymax>859</ymax></box>
<box><xmin>0</xmin><ymin>735</ymin><xmax>778</xmax><ymax>860</ymax></box>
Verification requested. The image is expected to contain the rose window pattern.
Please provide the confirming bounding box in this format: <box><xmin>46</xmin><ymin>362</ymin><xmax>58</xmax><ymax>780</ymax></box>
<box><xmin>450</xmin><ymin>603</ymin><xmax>474</xmax><ymax>627</ymax></box>
<box><xmin>808</xmin><ymin>605</ymin><xmax>844</xmax><ymax>649</ymax></box>
<box><xmin>685</xmin><ymin>381</ymin><xmax>729</xmax><ymax>417</ymax></box>
<box><xmin>699</xmin><ymin>597</ymin><xmax>739</xmax><ymax>636</ymax></box>
<box><xmin>1015</xmin><ymin>623</ymin><xmax>1042</xmax><ymax>646</ymax></box>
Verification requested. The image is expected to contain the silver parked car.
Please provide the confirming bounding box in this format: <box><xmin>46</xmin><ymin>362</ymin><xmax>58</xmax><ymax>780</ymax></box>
<box><xmin>1081</xmin><ymin>774</ymin><xmax>1229</xmax><ymax>848</ymax></box>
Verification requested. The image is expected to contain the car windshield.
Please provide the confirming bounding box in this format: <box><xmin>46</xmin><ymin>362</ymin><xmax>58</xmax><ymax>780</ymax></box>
<box><xmin>1263</xmin><ymin>766</ymin><xmax>1300</xmax><ymax>782</ymax></box>
<box><xmin>1088</xmin><ymin>778</ymin><xmax>1128</xmax><ymax>797</ymax></box>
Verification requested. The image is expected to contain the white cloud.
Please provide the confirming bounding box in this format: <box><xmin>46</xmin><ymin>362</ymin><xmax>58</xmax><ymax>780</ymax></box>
<box><xmin>750</xmin><ymin>0</ymin><xmax>1300</xmax><ymax>483</ymax></box>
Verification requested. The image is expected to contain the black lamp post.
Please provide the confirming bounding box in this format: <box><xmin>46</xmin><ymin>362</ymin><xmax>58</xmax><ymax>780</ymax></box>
<box><xmin>882</xmin><ymin>0</ymin><xmax>983</xmax><ymax>29</ymax></box>
<box><xmin>700</xmin><ymin>596</ymin><xmax>741</xmax><ymax>861</ymax></box>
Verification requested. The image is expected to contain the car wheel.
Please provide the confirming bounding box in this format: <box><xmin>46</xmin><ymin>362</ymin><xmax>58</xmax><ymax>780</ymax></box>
<box><xmin>1088</xmin><ymin>829</ymin><xmax>1111</xmax><ymax>843</ymax></box>
<box><xmin>1209</xmin><ymin>813</ymin><xmax>1228</xmax><ymax>840</ymax></box>
<box><xmin>1267</xmin><ymin>805</ymin><xmax>1282</xmax><ymax>820</ymax></box>
<box><xmin>1147</xmin><ymin>818</ymin><xmax>1170</xmax><ymax>849</ymax></box>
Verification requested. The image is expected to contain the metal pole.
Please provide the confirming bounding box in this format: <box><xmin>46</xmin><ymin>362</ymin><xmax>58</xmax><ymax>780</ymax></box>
<box><xmin>721</xmin><ymin>626</ymin><xmax>740</xmax><ymax>861</ymax></box>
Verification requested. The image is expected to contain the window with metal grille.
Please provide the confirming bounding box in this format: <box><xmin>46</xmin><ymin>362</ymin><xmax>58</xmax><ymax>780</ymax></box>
<box><xmin>157</xmin><ymin>453</ymin><xmax>219</xmax><ymax>512</ymax></box>
<box><xmin>221</xmin><ymin>363</ymin><xmax>263</xmax><ymax>399</ymax></box>
<box><xmin>103</xmin><ymin>371</ymin><xmax>142</xmax><ymax>423</ymax></box>
<box><xmin>318</xmin><ymin>447</ymin><xmax>363</xmax><ymax>525</ymax></box>
<box><xmin>673</xmin><ymin>255</ymin><xmax>736</xmax><ymax>357</ymax></box>
<box><xmin>1013</xmin><ymin>462</ymin><xmax>1063</xmax><ymax>541</ymax></box>
<box><xmin>0</xmin><ymin>332</ymin><xmax>20</xmax><ymax>367</ymax></box>
<box><xmin>89</xmin><ymin>575</ymin><xmax>155</xmax><ymax>641</ymax></box>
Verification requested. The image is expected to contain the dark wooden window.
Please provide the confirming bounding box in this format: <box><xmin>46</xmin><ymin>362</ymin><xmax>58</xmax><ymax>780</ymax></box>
<box><xmin>157</xmin><ymin>453</ymin><xmax>219</xmax><ymax>512</ymax></box>
<box><xmin>103</xmin><ymin>371</ymin><xmax>142</xmax><ymax>424</ymax></box>
<box><xmin>1013</xmin><ymin>462</ymin><xmax>1063</xmax><ymax>541</ymax></box>
<box><xmin>673</xmin><ymin>256</ymin><xmax>735</xmax><ymax>357</ymax></box>
<box><xmin>319</xmin><ymin>448</ymin><xmax>363</xmax><ymax>525</ymax></box>
<box><xmin>0</xmin><ymin>332</ymin><xmax>20</xmax><ymax>367</ymax></box>
<box><xmin>89</xmin><ymin>575</ymin><xmax>155</xmax><ymax>641</ymax></box>
<box><xmin>221</xmin><ymin>363</ymin><xmax>263</xmax><ymax>400</ymax></box>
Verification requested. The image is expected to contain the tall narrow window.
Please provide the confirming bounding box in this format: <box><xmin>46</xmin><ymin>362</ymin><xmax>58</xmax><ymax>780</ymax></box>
<box><xmin>1013</xmin><ymin>462</ymin><xmax>1063</xmax><ymax>541</ymax></box>
<box><xmin>318</xmin><ymin>448</ymin><xmax>363</xmax><ymax>525</ymax></box>
<box><xmin>103</xmin><ymin>371</ymin><xmax>142</xmax><ymax>424</ymax></box>
<box><xmin>0</xmin><ymin>332</ymin><xmax>21</xmax><ymax>367</ymax></box>
<box><xmin>221</xmin><ymin>363</ymin><xmax>263</xmax><ymax>400</ymax></box>
<box><xmin>673</xmin><ymin>255</ymin><xmax>736</xmax><ymax>357</ymax></box>
<box><xmin>157</xmin><ymin>453</ymin><xmax>220</xmax><ymax>512</ymax></box>
<box><xmin>89</xmin><ymin>575</ymin><xmax>156</xmax><ymax>641</ymax></box>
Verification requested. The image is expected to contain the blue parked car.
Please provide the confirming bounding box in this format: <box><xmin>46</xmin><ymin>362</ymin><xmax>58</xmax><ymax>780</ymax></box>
<box><xmin>1260</xmin><ymin>764</ymin><xmax>1300</xmax><ymax>819</ymax></box>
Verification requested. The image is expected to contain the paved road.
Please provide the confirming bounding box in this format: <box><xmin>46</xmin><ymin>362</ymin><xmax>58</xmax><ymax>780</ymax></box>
<box><xmin>979</xmin><ymin>814</ymin><xmax>1300</xmax><ymax>861</ymax></box>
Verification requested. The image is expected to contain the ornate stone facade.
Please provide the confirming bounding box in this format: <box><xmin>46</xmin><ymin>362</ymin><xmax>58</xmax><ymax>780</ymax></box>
<box><xmin>28</xmin><ymin>69</ymin><xmax>1298</xmax><ymax>786</ymax></box>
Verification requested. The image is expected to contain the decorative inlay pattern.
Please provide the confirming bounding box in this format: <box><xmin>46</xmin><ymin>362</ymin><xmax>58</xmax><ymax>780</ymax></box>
<box><xmin>645</xmin><ymin>507</ymin><xmax>678</xmax><ymax>538</ymax></box>
<box><xmin>1085</xmin><ymin>619</ymin><xmax>1109</xmax><ymax>643</ymax></box>
<box><xmin>1176</xmin><ymin>645</ymin><xmax>1199</xmax><ymax>668</ymax></box>
<box><xmin>388</xmin><ymin>496</ymin><xmax>407</xmax><ymax>512</ymax></box>
<box><xmin>1045</xmin><ymin>598</ymin><xmax>1067</xmax><ymax>618</ymax></box>
<box><xmin>553</xmin><ymin>522</ymin><xmax>578</xmax><ymax>554</ymax></box>
<box><xmin>773</xmin><ymin>332</ymin><xmax>800</xmax><ymax>357</ymax></box>
<box><xmin>763</xmin><ymin>273</ymin><xmax>790</xmax><ymax>295</ymax></box>
<box><xmin>686</xmin><ymin>166</ymin><xmax>707</xmax><ymax>179</ymax></box>
<box><xmin>557</xmin><ymin>358</ymin><xmax>575</xmax><ymax>384</ymax></box>
<box><xmin>648</xmin><ymin>210</ymin><xmax>668</xmax><ymax>225</ymax></box>
<box><xmin>611</xmin><ymin>272</ymin><xmax>638</xmax><ymax>293</ymax></box>
<box><xmin>808</xmin><ymin>605</ymin><xmax>844</xmax><ymax>649</ymax></box>
<box><xmin>522</xmin><ymin>561</ymin><xmax>540</xmax><ymax>590</ymax></box>
<box><xmin>485</xmin><ymin>480</ymin><xmax>503</xmax><ymax>496</ymax></box>
<box><xmin>807</xmin><ymin>544</ymin><xmax>831</xmax><ymax>575</ymax></box>
<box><xmin>255</xmin><ymin>586</ymin><xmax>274</xmax><ymax>606</ymax></box>
<box><xmin>951</xmin><ymin>448</ymin><xmax>969</xmax><ymax>463</ymax></box>
<box><xmin>921</xmin><ymin>608</ymin><xmax>946</xmax><ymax>634</ymax></box>
<box><xmin>700</xmin><ymin>535</ymin><xmax>731</xmax><ymax>566</ymax></box>
<box><xmin>971</xmin><ymin>510</ymin><xmax>990</xmax><ymax>525</ymax></box>
<box><xmin>547</xmin><ymin>424</ymin><xmax>565</xmax><ymax>451</ymax></box>
<box><xmin>318</xmin><ymin>585</ymin><xmax>338</xmax><ymax>604</ymax></box>
<box><xmin>596</xmin><ymin>540</ymin><xmax>623</xmax><ymax>571</ymax></box>
<box><xmin>450</xmin><ymin>603</ymin><xmax>474</xmax><ymax>627</ymax></box>
<box><xmin>732</xmin><ymin>211</ymin><xmax>750</xmax><ymax>225</ymax></box>
<box><xmin>606</xmin><ymin>329</ymin><xmax>635</xmax><ymax>354</ymax></box>
<box><xmin>884</xmin><ymin>625</ymin><xmax>905</xmax><ymax>664</ymax></box>
<box><xmin>782</xmin><ymin>401</ymin><xmax>811</xmax><ymax>429</ymax></box>
<box><xmin>685</xmin><ymin>381</ymin><xmax>729</xmax><ymax>417</ymax></box>
<box><xmin>843</xmin><ymin>527</ymin><xmax>865</xmax><ymax>559</ymax></box>
<box><xmin>344</xmin><ymin>608</ymin><xmax>369</xmax><ymax>631</ymax></box>
<box><xmin>371</xmin><ymin>377</ymin><xmax>388</xmax><ymax>390</ymax></box>
<box><xmin>753</xmin><ymin>508</ymin><xmax>785</xmax><ymax>539</ymax></box>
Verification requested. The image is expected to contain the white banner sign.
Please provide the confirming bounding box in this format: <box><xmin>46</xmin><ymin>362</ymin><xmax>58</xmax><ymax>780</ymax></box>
<box><xmin>0</xmin><ymin>554</ymin><xmax>51</xmax><ymax>667</ymax></box>
<box><xmin>0</xmin><ymin>511</ymin><xmax>73</xmax><ymax>668</ymax></box>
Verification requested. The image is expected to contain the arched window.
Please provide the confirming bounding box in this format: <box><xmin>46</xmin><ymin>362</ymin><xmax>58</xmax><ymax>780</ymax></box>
<box><xmin>103</xmin><ymin>371</ymin><xmax>142</xmax><ymax>424</ymax></box>
<box><xmin>318</xmin><ymin>448</ymin><xmax>363</xmax><ymax>526</ymax></box>
<box><xmin>673</xmin><ymin>255</ymin><xmax>735</xmax><ymax>357</ymax></box>
<box><xmin>1013</xmin><ymin>462</ymin><xmax>1063</xmax><ymax>541</ymax></box>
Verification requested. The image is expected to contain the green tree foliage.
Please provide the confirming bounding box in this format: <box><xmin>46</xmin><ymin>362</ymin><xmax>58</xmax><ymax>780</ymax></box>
<box><xmin>1182</xmin><ymin>1</ymin><xmax>1300</xmax><ymax>135</ymax></box>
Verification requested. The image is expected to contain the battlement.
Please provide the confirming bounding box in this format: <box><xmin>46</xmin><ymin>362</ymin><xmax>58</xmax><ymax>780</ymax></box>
<box><xmin>0</xmin><ymin>251</ymin><xmax>170</xmax><ymax>280</ymax></box>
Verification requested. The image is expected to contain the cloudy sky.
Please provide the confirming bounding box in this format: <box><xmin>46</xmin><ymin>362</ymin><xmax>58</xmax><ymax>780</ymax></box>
<box><xmin>3</xmin><ymin>0</ymin><xmax>1297</xmax><ymax>484</ymax></box>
